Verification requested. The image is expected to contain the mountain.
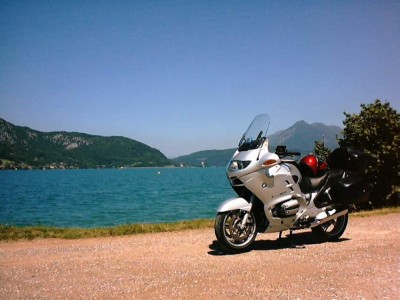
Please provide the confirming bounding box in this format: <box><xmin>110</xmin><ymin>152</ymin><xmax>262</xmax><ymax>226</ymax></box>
<box><xmin>173</xmin><ymin>121</ymin><xmax>342</xmax><ymax>167</ymax></box>
<box><xmin>268</xmin><ymin>120</ymin><xmax>342</xmax><ymax>153</ymax></box>
<box><xmin>1</xmin><ymin>118</ymin><xmax>342</xmax><ymax>169</ymax></box>
<box><xmin>0</xmin><ymin>118</ymin><xmax>171</xmax><ymax>169</ymax></box>
<box><xmin>173</xmin><ymin>149</ymin><xmax>236</xmax><ymax>167</ymax></box>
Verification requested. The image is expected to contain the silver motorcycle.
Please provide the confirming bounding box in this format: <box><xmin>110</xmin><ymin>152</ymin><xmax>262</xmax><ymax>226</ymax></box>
<box><xmin>214</xmin><ymin>114</ymin><xmax>369</xmax><ymax>251</ymax></box>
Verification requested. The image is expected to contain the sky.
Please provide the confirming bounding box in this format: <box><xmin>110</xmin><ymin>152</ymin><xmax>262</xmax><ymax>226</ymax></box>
<box><xmin>1</xmin><ymin>1</ymin><xmax>399</xmax><ymax>158</ymax></box>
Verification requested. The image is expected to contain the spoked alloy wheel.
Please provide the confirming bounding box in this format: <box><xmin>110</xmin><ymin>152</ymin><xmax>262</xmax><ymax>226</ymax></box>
<box><xmin>312</xmin><ymin>213</ymin><xmax>349</xmax><ymax>241</ymax></box>
<box><xmin>215</xmin><ymin>210</ymin><xmax>257</xmax><ymax>251</ymax></box>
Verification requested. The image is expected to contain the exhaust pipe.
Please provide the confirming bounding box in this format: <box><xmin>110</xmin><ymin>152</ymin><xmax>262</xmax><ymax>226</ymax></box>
<box><xmin>310</xmin><ymin>209</ymin><xmax>348</xmax><ymax>228</ymax></box>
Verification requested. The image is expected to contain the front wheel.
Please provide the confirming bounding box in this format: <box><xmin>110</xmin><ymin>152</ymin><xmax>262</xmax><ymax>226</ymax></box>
<box><xmin>214</xmin><ymin>210</ymin><xmax>257</xmax><ymax>251</ymax></box>
<box><xmin>312</xmin><ymin>213</ymin><xmax>349</xmax><ymax>241</ymax></box>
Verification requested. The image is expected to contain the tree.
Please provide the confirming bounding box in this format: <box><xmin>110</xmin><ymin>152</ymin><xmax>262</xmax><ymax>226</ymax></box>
<box><xmin>339</xmin><ymin>100</ymin><xmax>400</xmax><ymax>207</ymax></box>
<box><xmin>314</xmin><ymin>139</ymin><xmax>331</xmax><ymax>162</ymax></box>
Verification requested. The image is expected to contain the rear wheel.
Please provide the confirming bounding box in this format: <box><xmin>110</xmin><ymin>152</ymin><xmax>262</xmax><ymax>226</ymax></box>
<box><xmin>214</xmin><ymin>210</ymin><xmax>257</xmax><ymax>251</ymax></box>
<box><xmin>312</xmin><ymin>213</ymin><xmax>349</xmax><ymax>241</ymax></box>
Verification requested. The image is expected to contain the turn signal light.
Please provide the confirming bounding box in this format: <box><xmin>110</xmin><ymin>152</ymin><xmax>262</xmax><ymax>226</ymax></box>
<box><xmin>263</xmin><ymin>159</ymin><xmax>278</xmax><ymax>167</ymax></box>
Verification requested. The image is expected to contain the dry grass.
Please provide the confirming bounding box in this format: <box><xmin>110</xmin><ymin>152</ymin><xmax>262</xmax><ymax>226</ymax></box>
<box><xmin>1</xmin><ymin>207</ymin><xmax>398</xmax><ymax>241</ymax></box>
<box><xmin>0</xmin><ymin>219</ymin><xmax>214</xmax><ymax>241</ymax></box>
<box><xmin>350</xmin><ymin>206</ymin><xmax>399</xmax><ymax>217</ymax></box>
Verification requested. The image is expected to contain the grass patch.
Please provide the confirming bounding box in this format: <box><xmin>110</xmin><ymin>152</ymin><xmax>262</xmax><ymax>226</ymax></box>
<box><xmin>0</xmin><ymin>219</ymin><xmax>214</xmax><ymax>241</ymax></box>
<box><xmin>350</xmin><ymin>206</ymin><xmax>400</xmax><ymax>217</ymax></box>
<box><xmin>1</xmin><ymin>207</ymin><xmax>398</xmax><ymax>241</ymax></box>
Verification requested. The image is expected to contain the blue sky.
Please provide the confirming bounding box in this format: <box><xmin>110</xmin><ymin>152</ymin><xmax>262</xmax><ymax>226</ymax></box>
<box><xmin>1</xmin><ymin>1</ymin><xmax>399</xmax><ymax>158</ymax></box>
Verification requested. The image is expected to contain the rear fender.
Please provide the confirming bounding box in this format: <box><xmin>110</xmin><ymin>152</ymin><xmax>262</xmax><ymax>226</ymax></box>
<box><xmin>217</xmin><ymin>197</ymin><xmax>252</xmax><ymax>213</ymax></box>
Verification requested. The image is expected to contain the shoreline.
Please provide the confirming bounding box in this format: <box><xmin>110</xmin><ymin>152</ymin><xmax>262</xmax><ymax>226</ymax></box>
<box><xmin>1</xmin><ymin>208</ymin><xmax>398</xmax><ymax>241</ymax></box>
<box><xmin>0</xmin><ymin>165</ymin><xmax>210</xmax><ymax>171</ymax></box>
<box><xmin>0</xmin><ymin>218</ymin><xmax>215</xmax><ymax>241</ymax></box>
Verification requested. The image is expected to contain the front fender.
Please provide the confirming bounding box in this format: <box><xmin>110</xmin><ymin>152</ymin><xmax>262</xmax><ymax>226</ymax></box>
<box><xmin>217</xmin><ymin>197</ymin><xmax>252</xmax><ymax>213</ymax></box>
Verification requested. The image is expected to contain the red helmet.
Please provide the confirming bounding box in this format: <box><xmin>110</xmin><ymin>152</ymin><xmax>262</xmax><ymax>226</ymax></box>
<box><xmin>318</xmin><ymin>161</ymin><xmax>328</xmax><ymax>173</ymax></box>
<box><xmin>300</xmin><ymin>155</ymin><xmax>319</xmax><ymax>177</ymax></box>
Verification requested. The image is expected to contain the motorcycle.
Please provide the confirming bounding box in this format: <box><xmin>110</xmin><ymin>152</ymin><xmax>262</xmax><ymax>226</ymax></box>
<box><xmin>214</xmin><ymin>114</ymin><xmax>369</xmax><ymax>251</ymax></box>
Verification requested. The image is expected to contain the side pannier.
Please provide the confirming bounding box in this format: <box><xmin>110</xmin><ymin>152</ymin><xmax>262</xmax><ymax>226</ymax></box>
<box><xmin>328</xmin><ymin>147</ymin><xmax>369</xmax><ymax>172</ymax></box>
<box><xmin>331</xmin><ymin>175</ymin><xmax>370</xmax><ymax>205</ymax></box>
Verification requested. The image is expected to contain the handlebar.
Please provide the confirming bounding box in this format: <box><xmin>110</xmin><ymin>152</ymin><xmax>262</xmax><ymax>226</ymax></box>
<box><xmin>275</xmin><ymin>145</ymin><xmax>301</xmax><ymax>158</ymax></box>
<box><xmin>287</xmin><ymin>151</ymin><xmax>301</xmax><ymax>156</ymax></box>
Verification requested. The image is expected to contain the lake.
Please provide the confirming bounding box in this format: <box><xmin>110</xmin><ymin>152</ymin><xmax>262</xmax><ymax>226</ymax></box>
<box><xmin>0</xmin><ymin>167</ymin><xmax>237</xmax><ymax>228</ymax></box>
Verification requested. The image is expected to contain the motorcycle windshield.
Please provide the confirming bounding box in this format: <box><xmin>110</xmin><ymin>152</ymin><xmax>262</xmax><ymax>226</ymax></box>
<box><xmin>238</xmin><ymin>114</ymin><xmax>271</xmax><ymax>151</ymax></box>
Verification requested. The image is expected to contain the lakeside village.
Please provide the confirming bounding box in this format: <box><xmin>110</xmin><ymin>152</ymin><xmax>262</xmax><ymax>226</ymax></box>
<box><xmin>0</xmin><ymin>160</ymin><xmax>208</xmax><ymax>171</ymax></box>
<box><xmin>1</xmin><ymin>160</ymin><xmax>87</xmax><ymax>170</ymax></box>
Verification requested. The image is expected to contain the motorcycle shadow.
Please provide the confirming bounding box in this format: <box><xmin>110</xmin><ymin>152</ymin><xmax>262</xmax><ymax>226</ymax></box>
<box><xmin>208</xmin><ymin>231</ymin><xmax>350</xmax><ymax>256</ymax></box>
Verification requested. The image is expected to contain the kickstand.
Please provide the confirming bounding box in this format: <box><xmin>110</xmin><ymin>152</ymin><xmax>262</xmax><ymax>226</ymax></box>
<box><xmin>277</xmin><ymin>231</ymin><xmax>283</xmax><ymax>246</ymax></box>
<box><xmin>289</xmin><ymin>230</ymin><xmax>305</xmax><ymax>249</ymax></box>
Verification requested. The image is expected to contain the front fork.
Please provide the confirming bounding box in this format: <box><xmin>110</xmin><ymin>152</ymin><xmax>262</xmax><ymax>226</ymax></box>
<box><xmin>239</xmin><ymin>195</ymin><xmax>257</xmax><ymax>229</ymax></box>
<box><xmin>240</xmin><ymin>212</ymin><xmax>250</xmax><ymax>229</ymax></box>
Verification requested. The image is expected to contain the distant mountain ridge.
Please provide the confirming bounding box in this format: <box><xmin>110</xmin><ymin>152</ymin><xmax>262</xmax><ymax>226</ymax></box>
<box><xmin>173</xmin><ymin>121</ymin><xmax>342</xmax><ymax>167</ymax></box>
<box><xmin>1</xmin><ymin>118</ymin><xmax>342</xmax><ymax>169</ymax></box>
<box><xmin>172</xmin><ymin>149</ymin><xmax>236</xmax><ymax>168</ymax></box>
<box><xmin>0</xmin><ymin>118</ymin><xmax>171</xmax><ymax>169</ymax></box>
<box><xmin>268</xmin><ymin>120</ymin><xmax>342</xmax><ymax>152</ymax></box>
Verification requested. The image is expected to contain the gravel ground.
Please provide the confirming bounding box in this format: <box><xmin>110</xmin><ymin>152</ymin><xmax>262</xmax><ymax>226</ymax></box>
<box><xmin>0</xmin><ymin>213</ymin><xmax>399</xmax><ymax>299</ymax></box>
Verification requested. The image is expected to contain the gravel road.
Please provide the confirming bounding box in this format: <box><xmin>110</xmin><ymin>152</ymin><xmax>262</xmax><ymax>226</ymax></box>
<box><xmin>1</xmin><ymin>213</ymin><xmax>399</xmax><ymax>299</ymax></box>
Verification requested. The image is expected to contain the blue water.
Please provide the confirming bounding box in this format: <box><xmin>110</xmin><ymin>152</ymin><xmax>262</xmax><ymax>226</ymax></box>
<box><xmin>0</xmin><ymin>168</ymin><xmax>236</xmax><ymax>228</ymax></box>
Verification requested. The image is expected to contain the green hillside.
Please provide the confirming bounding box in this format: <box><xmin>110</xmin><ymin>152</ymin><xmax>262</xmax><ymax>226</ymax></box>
<box><xmin>0</xmin><ymin>118</ymin><xmax>171</xmax><ymax>169</ymax></box>
<box><xmin>173</xmin><ymin>149</ymin><xmax>236</xmax><ymax>167</ymax></box>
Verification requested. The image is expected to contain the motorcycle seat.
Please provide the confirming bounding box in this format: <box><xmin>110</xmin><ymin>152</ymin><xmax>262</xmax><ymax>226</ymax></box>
<box><xmin>300</xmin><ymin>172</ymin><xmax>328</xmax><ymax>193</ymax></box>
<box><xmin>309</xmin><ymin>172</ymin><xmax>329</xmax><ymax>190</ymax></box>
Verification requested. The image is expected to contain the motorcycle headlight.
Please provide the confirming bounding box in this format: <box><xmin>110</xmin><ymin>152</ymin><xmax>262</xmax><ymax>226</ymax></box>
<box><xmin>229</xmin><ymin>161</ymin><xmax>239</xmax><ymax>172</ymax></box>
<box><xmin>228</xmin><ymin>160</ymin><xmax>251</xmax><ymax>172</ymax></box>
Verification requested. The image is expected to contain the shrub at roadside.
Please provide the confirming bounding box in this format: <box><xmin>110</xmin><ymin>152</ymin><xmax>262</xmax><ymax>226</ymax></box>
<box><xmin>339</xmin><ymin>100</ymin><xmax>399</xmax><ymax>207</ymax></box>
